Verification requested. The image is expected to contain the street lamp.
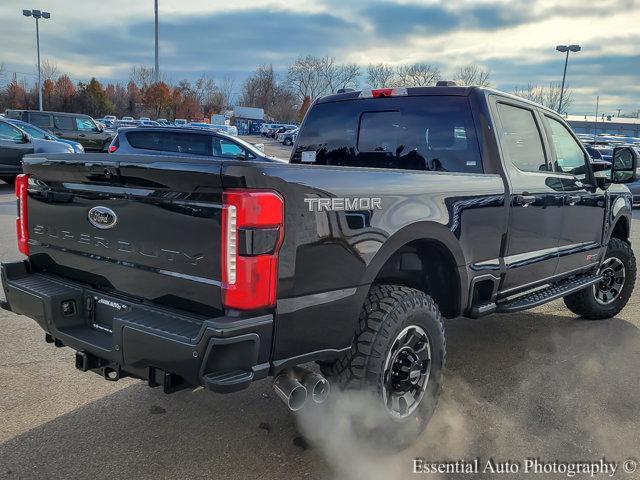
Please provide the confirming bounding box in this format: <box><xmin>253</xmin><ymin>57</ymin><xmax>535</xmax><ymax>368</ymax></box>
<box><xmin>556</xmin><ymin>44</ymin><xmax>581</xmax><ymax>114</ymax></box>
<box><xmin>154</xmin><ymin>0</ymin><xmax>159</xmax><ymax>82</ymax></box>
<box><xmin>23</xmin><ymin>8</ymin><xmax>51</xmax><ymax>111</ymax></box>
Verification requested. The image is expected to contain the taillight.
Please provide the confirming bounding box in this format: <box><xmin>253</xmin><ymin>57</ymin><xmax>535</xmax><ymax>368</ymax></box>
<box><xmin>15</xmin><ymin>174</ymin><xmax>30</xmax><ymax>256</ymax></box>
<box><xmin>359</xmin><ymin>87</ymin><xmax>408</xmax><ymax>98</ymax></box>
<box><xmin>221</xmin><ymin>189</ymin><xmax>284</xmax><ymax>310</ymax></box>
<box><xmin>108</xmin><ymin>145</ymin><xmax>118</xmax><ymax>153</ymax></box>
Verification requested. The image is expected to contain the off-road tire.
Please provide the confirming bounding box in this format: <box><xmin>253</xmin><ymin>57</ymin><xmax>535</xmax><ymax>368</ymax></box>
<box><xmin>320</xmin><ymin>284</ymin><xmax>446</xmax><ymax>450</ymax></box>
<box><xmin>564</xmin><ymin>238</ymin><xmax>636</xmax><ymax>319</ymax></box>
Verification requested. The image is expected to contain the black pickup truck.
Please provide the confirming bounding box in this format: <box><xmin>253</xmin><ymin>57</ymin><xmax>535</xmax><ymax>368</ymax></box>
<box><xmin>2</xmin><ymin>86</ymin><xmax>637</xmax><ymax>447</ymax></box>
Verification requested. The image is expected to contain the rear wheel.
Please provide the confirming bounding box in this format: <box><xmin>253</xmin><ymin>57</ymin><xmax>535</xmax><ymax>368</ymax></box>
<box><xmin>284</xmin><ymin>138</ymin><xmax>293</xmax><ymax>146</ymax></box>
<box><xmin>564</xmin><ymin>238</ymin><xmax>636</xmax><ymax>319</ymax></box>
<box><xmin>320</xmin><ymin>285</ymin><xmax>446</xmax><ymax>450</ymax></box>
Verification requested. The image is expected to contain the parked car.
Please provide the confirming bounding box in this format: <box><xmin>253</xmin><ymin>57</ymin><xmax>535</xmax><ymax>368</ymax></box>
<box><xmin>3</xmin><ymin>86</ymin><xmax>636</xmax><ymax>449</ymax></box>
<box><xmin>157</xmin><ymin>118</ymin><xmax>172</xmax><ymax>126</ymax></box>
<box><xmin>139</xmin><ymin>120</ymin><xmax>161</xmax><ymax>127</ymax></box>
<box><xmin>4</xmin><ymin>110</ymin><xmax>115</xmax><ymax>151</ymax></box>
<box><xmin>103</xmin><ymin>115</ymin><xmax>117</xmax><ymax>122</ymax></box>
<box><xmin>174</xmin><ymin>119</ymin><xmax>187</xmax><ymax>126</ymax></box>
<box><xmin>121</xmin><ymin>116</ymin><xmax>134</xmax><ymax>122</ymax></box>
<box><xmin>0</xmin><ymin>117</ymin><xmax>73</xmax><ymax>184</ymax></box>
<box><xmin>107</xmin><ymin>126</ymin><xmax>285</xmax><ymax>162</ymax></box>
<box><xmin>6</xmin><ymin>119</ymin><xmax>84</xmax><ymax>153</ymax></box>
<box><xmin>139</xmin><ymin>117</ymin><xmax>151</xmax><ymax>122</ymax></box>
<box><xmin>210</xmin><ymin>124</ymin><xmax>238</xmax><ymax>136</ymax></box>
<box><xmin>279</xmin><ymin>128</ymin><xmax>299</xmax><ymax>145</ymax></box>
<box><xmin>186</xmin><ymin>122</ymin><xmax>214</xmax><ymax>130</ymax></box>
<box><xmin>261</xmin><ymin>123</ymin><xmax>296</xmax><ymax>137</ymax></box>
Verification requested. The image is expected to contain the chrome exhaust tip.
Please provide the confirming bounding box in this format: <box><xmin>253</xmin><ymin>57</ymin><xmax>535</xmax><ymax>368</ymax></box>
<box><xmin>273</xmin><ymin>373</ymin><xmax>307</xmax><ymax>411</ymax></box>
<box><xmin>294</xmin><ymin>367</ymin><xmax>330</xmax><ymax>404</ymax></box>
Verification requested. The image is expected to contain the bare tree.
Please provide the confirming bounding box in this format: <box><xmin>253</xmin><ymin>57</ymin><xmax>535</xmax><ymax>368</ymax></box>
<box><xmin>218</xmin><ymin>75</ymin><xmax>235</xmax><ymax>109</ymax></box>
<box><xmin>319</xmin><ymin>57</ymin><xmax>360</xmax><ymax>93</ymax></box>
<box><xmin>366</xmin><ymin>63</ymin><xmax>396</xmax><ymax>88</ymax></box>
<box><xmin>40</xmin><ymin>59</ymin><xmax>59</xmax><ymax>82</ymax></box>
<box><xmin>395</xmin><ymin>63</ymin><xmax>441</xmax><ymax>86</ymax></box>
<box><xmin>239</xmin><ymin>64</ymin><xmax>277</xmax><ymax>111</ymax></box>
<box><xmin>286</xmin><ymin>55</ymin><xmax>327</xmax><ymax>101</ymax></box>
<box><xmin>513</xmin><ymin>82</ymin><xmax>573</xmax><ymax>112</ymax></box>
<box><xmin>130</xmin><ymin>65</ymin><xmax>156</xmax><ymax>89</ymax></box>
<box><xmin>453</xmin><ymin>64</ymin><xmax>491</xmax><ymax>87</ymax></box>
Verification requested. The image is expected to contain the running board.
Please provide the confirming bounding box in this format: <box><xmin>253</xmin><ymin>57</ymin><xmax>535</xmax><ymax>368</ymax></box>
<box><xmin>495</xmin><ymin>273</ymin><xmax>602</xmax><ymax>314</ymax></box>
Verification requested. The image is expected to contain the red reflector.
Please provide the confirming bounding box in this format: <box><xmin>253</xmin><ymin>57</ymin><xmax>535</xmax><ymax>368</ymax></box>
<box><xmin>15</xmin><ymin>174</ymin><xmax>30</xmax><ymax>256</ymax></box>
<box><xmin>108</xmin><ymin>145</ymin><xmax>118</xmax><ymax>153</ymax></box>
<box><xmin>221</xmin><ymin>189</ymin><xmax>284</xmax><ymax>310</ymax></box>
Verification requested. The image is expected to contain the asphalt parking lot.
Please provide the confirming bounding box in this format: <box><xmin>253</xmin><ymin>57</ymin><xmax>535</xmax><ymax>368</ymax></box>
<box><xmin>0</xmin><ymin>142</ymin><xmax>639</xmax><ymax>479</ymax></box>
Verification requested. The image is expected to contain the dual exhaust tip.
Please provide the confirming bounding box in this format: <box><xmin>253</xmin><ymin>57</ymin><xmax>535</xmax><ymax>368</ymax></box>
<box><xmin>273</xmin><ymin>366</ymin><xmax>330</xmax><ymax>411</ymax></box>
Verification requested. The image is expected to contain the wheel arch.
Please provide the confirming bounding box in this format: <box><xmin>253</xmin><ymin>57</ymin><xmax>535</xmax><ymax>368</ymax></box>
<box><xmin>363</xmin><ymin>222</ymin><xmax>468</xmax><ymax>318</ymax></box>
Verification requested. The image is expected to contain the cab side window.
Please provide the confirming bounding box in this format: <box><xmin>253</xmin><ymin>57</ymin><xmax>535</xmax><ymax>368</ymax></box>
<box><xmin>76</xmin><ymin>117</ymin><xmax>99</xmax><ymax>132</ymax></box>
<box><xmin>29</xmin><ymin>113</ymin><xmax>52</xmax><ymax>128</ymax></box>
<box><xmin>496</xmin><ymin>103</ymin><xmax>548</xmax><ymax>172</ymax></box>
<box><xmin>545</xmin><ymin>117</ymin><xmax>588</xmax><ymax>180</ymax></box>
<box><xmin>54</xmin><ymin>116</ymin><xmax>74</xmax><ymax>130</ymax></box>
<box><xmin>0</xmin><ymin>122</ymin><xmax>24</xmax><ymax>141</ymax></box>
<box><xmin>213</xmin><ymin>138</ymin><xmax>253</xmax><ymax>159</ymax></box>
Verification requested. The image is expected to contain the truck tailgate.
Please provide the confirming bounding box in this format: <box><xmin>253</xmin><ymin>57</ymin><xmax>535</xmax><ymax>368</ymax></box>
<box><xmin>22</xmin><ymin>154</ymin><xmax>225</xmax><ymax>315</ymax></box>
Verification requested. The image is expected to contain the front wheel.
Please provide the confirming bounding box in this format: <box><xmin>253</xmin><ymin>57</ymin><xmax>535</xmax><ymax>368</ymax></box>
<box><xmin>320</xmin><ymin>285</ymin><xmax>446</xmax><ymax>450</ymax></box>
<box><xmin>564</xmin><ymin>238</ymin><xmax>636</xmax><ymax>319</ymax></box>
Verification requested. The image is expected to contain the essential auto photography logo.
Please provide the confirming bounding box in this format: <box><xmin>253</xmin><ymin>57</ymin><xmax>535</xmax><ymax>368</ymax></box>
<box><xmin>412</xmin><ymin>457</ymin><xmax>636</xmax><ymax>477</ymax></box>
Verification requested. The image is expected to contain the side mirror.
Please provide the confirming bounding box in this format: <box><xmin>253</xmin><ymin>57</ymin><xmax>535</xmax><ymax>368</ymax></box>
<box><xmin>21</xmin><ymin>132</ymin><xmax>30</xmax><ymax>143</ymax></box>
<box><xmin>611</xmin><ymin>146</ymin><xmax>638</xmax><ymax>183</ymax></box>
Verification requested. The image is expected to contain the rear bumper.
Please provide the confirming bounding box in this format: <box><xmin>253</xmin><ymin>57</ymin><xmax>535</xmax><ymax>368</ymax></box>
<box><xmin>1</xmin><ymin>261</ymin><xmax>272</xmax><ymax>393</ymax></box>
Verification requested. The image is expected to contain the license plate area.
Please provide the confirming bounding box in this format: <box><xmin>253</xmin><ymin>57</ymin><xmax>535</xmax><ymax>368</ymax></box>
<box><xmin>88</xmin><ymin>294</ymin><xmax>131</xmax><ymax>335</ymax></box>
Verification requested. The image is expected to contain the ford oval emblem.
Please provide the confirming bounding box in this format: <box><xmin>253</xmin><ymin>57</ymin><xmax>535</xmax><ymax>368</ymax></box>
<box><xmin>88</xmin><ymin>206</ymin><xmax>118</xmax><ymax>229</ymax></box>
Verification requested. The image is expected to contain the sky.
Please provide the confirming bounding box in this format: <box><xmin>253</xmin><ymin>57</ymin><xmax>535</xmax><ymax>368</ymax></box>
<box><xmin>1</xmin><ymin>0</ymin><xmax>639</xmax><ymax>115</ymax></box>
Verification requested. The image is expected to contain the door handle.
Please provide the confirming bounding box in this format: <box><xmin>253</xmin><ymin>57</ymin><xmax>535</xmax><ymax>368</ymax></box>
<box><xmin>79</xmin><ymin>134</ymin><xmax>86</xmax><ymax>137</ymax></box>
<box><xmin>514</xmin><ymin>194</ymin><xmax>536</xmax><ymax>207</ymax></box>
<box><xmin>567</xmin><ymin>195</ymin><xmax>581</xmax><ymax>206</ymax></box>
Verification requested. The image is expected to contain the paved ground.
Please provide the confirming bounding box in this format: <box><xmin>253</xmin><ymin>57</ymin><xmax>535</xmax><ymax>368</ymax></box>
<box><xmin>0</xmin><ymin>145</ymin><xmax>639</xmax><ymax>479</ymax></box>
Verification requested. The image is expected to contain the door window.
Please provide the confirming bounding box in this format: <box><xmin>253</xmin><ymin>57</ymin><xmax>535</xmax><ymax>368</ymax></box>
<box><xmin>496</xmin><ymin>103</ymin><xmax>548</xmax><ymax>172</ymax></box>
<box><xmin>54</xmin><ymin>116</ymin><xmax>75</xmax><ymax>130</ymax></box>
<box><xmin>215</xmin><ymin>138</ymin><xmax>250</xmax><ymax>159</ymax></box>
<box><xmin>29</xmin><ymin>113</ymin><xmax>52</xmax><ymax>128</ymax></box>
<box><xmin>0</xmin><ymin>122</ymin><xmax>24</xmax><ymax>141</ymax></box>
<box><xmin>76</xmin><ymin>117</ymin><xmax>99</xmax><ymax>132</ymax></box>
<box><xmin>546</xmin><ymin>117</ymin><xmax>589</xmax><ymax>180</ymax></box>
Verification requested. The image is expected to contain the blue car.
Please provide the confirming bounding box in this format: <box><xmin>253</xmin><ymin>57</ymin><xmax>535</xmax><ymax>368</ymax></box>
<box><xmin>7</xmin><ymin>119</ymin><xmax>84</xmax><ymax>153</ymax></box>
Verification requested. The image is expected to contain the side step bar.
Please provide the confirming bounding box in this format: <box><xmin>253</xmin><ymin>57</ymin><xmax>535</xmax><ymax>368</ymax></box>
<box><xmin>495</xmin><ymin>273</ymin><xmax>602</xmax><ymax>314</ymax></box>
<box><xmin>469</xmin><ymin>272</ymin><xmax>602</xmax><ymax>317</ymax></box>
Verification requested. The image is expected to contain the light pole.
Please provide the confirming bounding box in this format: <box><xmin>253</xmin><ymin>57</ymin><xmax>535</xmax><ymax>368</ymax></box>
<box><xmin>154</xmin><ymin>0</ymin><xmax>159</xmax><ymax>82</ymax></box>
<box><xmin>556</xmin><ymin>44</ymin><xmax>580</xmax><ymax>114</ymax></box>
<box><xmin>23</xmin><ymin>9</ymin><xmax>51</xmax><ymax>111</ymax></box>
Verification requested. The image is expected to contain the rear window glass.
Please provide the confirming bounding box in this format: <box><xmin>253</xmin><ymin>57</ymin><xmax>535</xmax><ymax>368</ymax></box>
<box><xmin>126</xmin><ymin>131</ymin><xmax>211</xmax><ymax>156</ymax></box>
<box><xmin>292</xmin><ymin>96</ymin><xmax>482</xmax><ymax>173</ymax></box>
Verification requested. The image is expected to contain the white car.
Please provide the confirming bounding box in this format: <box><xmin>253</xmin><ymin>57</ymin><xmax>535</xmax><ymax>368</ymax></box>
<box><xmin>211</xmin><ymin>124</ymin><xmax>238</xmax><ymax>136</ymax></box>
